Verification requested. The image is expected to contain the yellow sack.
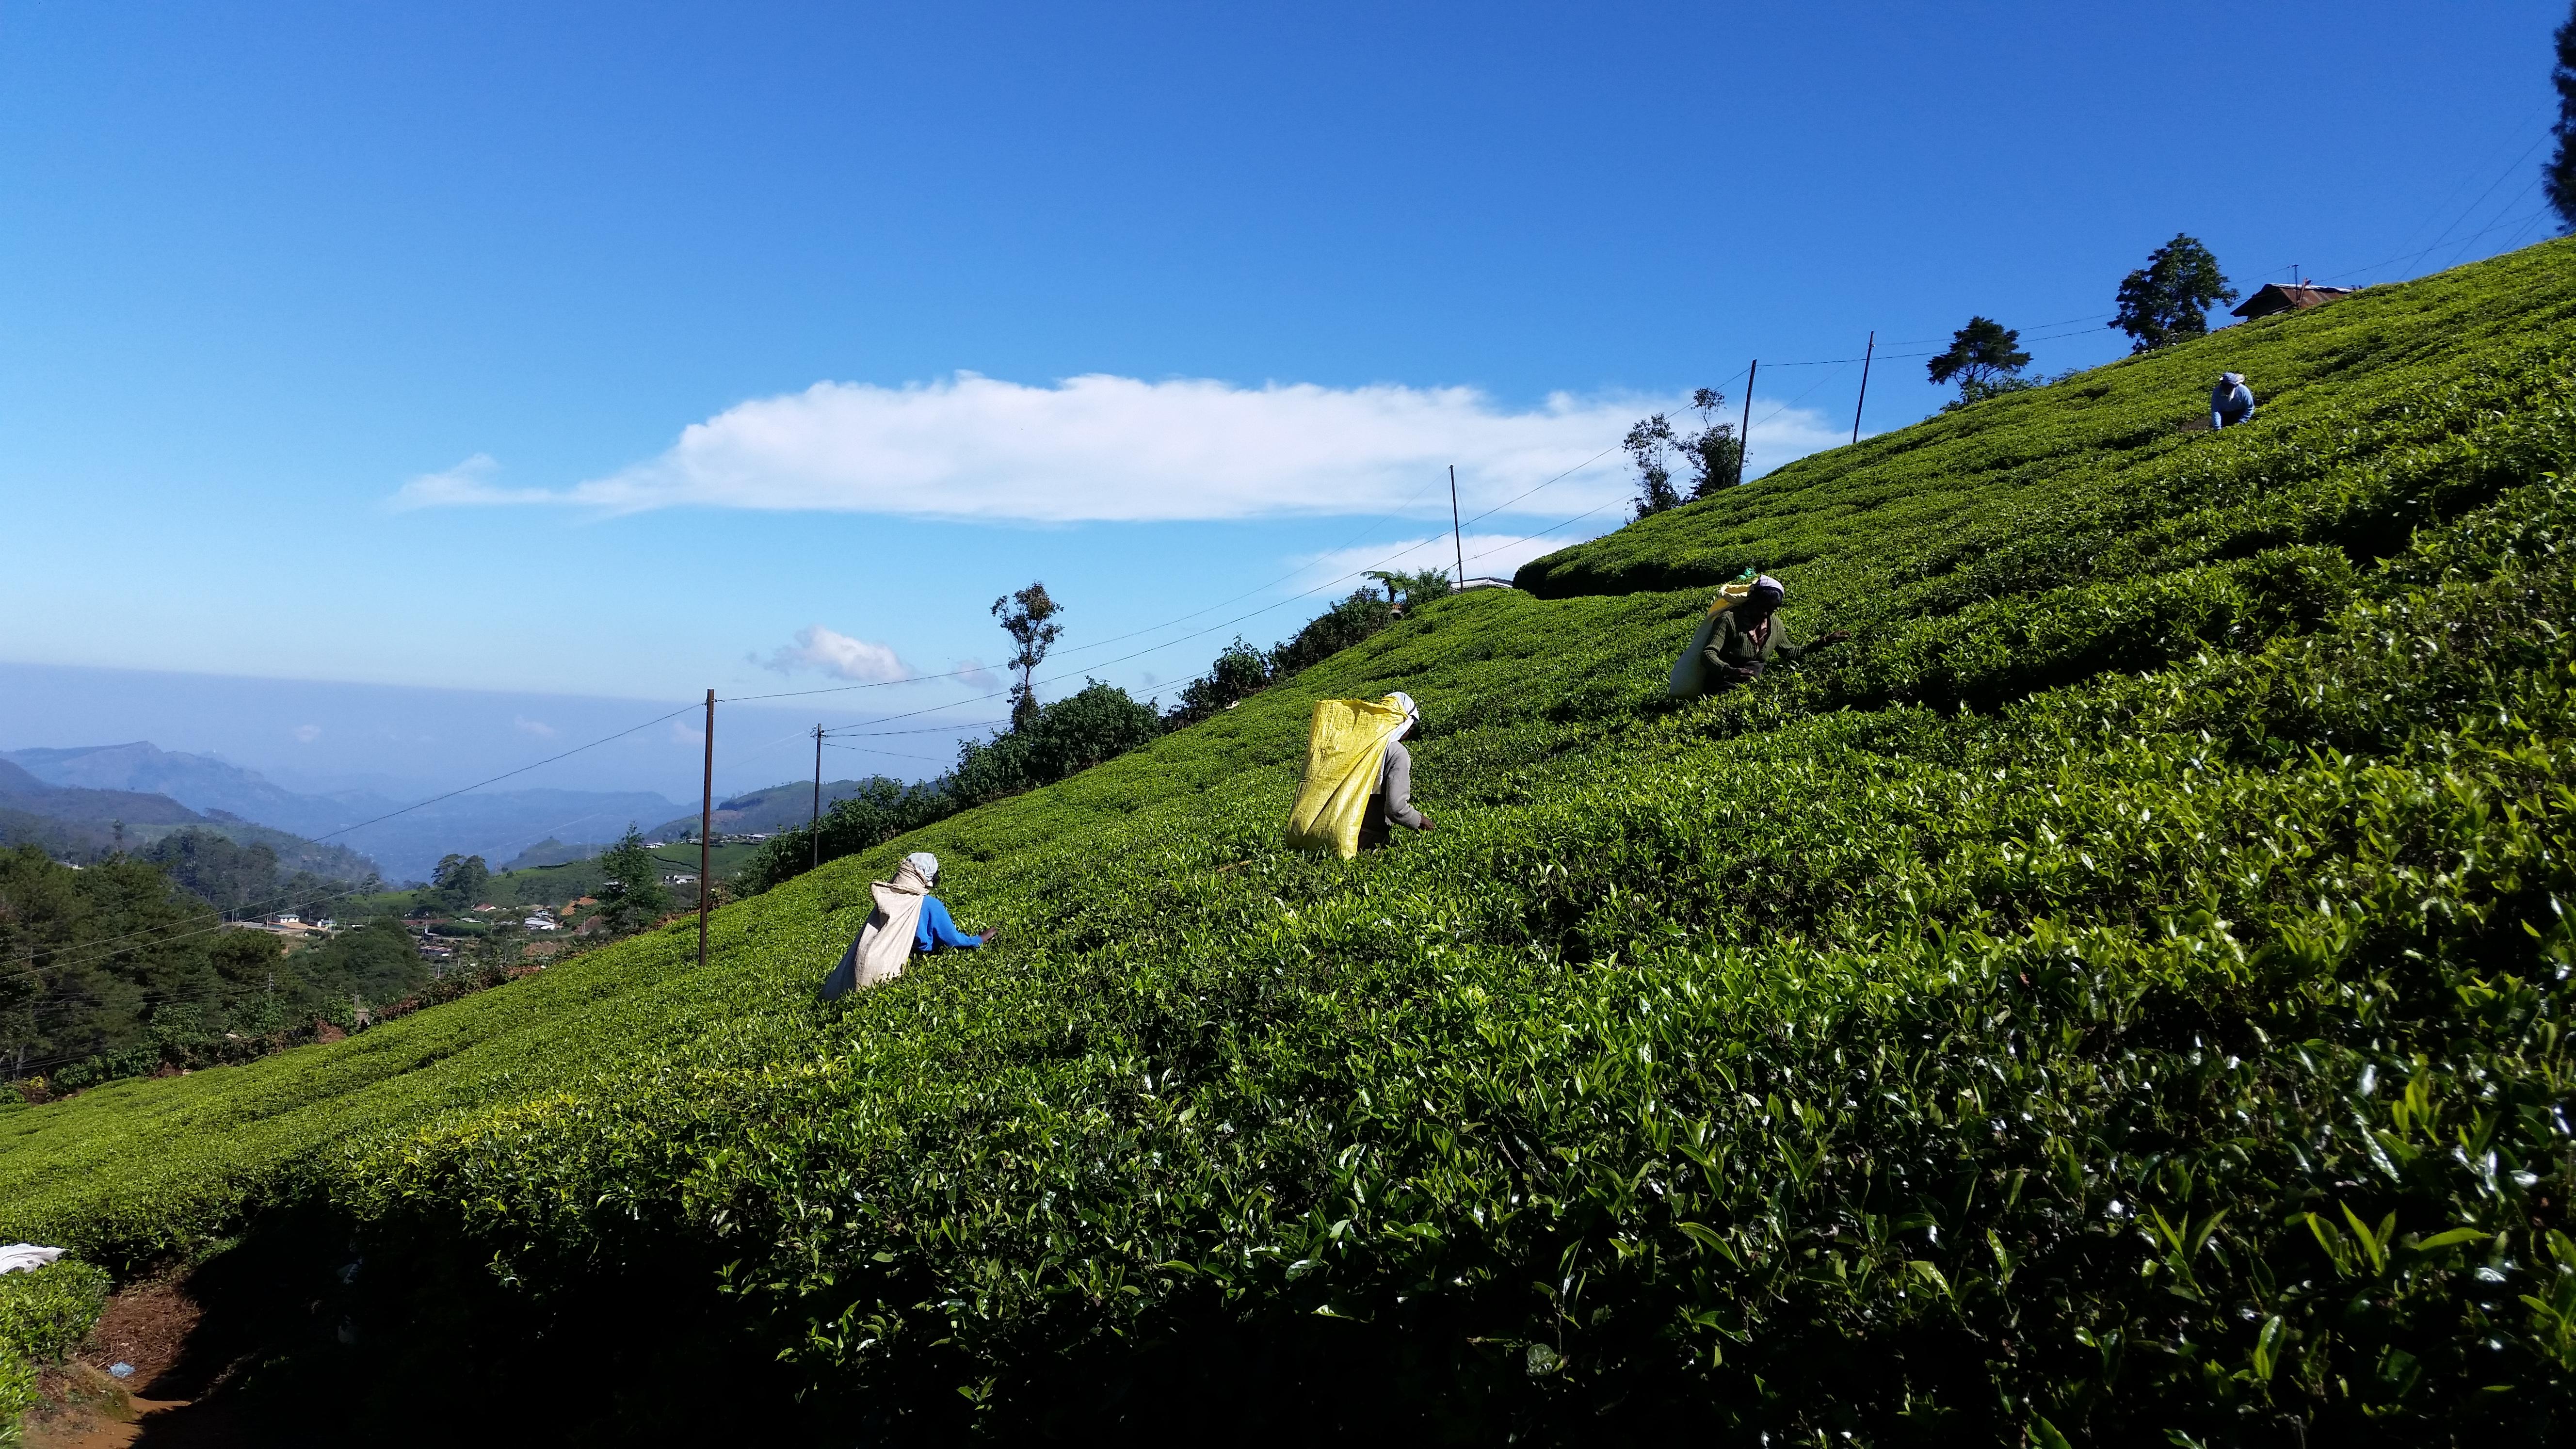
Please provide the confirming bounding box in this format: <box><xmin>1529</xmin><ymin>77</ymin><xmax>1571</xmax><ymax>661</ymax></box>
<box><xmin>1285</xmin><ymin>696</ymin><xmax>1412</xmax><ymax>859</ymax></box>
<box><xmin>1666</xmin><ymin>577</ymin><xmax>1760</xmax><ymax>697</ymax></box>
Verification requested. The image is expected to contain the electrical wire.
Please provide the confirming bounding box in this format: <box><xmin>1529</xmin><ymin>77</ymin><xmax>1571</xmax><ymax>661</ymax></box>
<box><xmin>717</xmin><ymin>476</ymin><xmax>1465</xmax><ymax>706</ymax></box>
<box><xmin>822</xmin><ymin>742</ymin><xmax>952</xmax><ymax>764</ymax></box>
<box><xmin>2316</xmin><ymin>207</ymin><xmax>2559</xmax><ymax>287</ymax></box>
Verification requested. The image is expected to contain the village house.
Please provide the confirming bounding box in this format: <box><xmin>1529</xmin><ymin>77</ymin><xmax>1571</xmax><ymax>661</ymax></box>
<box><xmin>2231</xmin><ymin>281</ymin><xmax>2358</xmax><ymax>322</ymax></box>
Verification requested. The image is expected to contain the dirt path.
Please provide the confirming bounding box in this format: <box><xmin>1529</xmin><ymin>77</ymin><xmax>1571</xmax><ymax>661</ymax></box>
<box><xmin>24</xmin><ymin>1271</ymin><xmax>249</xmax><ymax>1448</ymax></box>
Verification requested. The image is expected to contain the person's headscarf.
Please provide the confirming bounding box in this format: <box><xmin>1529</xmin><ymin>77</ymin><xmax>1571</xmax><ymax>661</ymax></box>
<box><xmin>2221</xmin><ymin>372</ymin><xmax>2246</xmax><ymax>386</ymax></box>
<box><xmin>904</xmin><ymin>851</ymin><xmax>939</xmax><ymax>886</ymax></box>
<box><xmin>1745</xmin><ymin>574</ymin><xmax>1786</xmax><ymax>615</ymax></box>
<box><xmin>1386</xmin><ymin>690</ymin><xmax>1420</xmax><ymax>740</ymax></box>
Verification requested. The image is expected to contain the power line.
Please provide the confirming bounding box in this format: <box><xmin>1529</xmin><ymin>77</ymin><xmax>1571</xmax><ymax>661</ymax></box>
<box><xmin>1749</xmin><ymin>360</ymin><xmax>1855</xmax><ymax>436</ymax></box>
<box><xmin>822</xmin><ymin>742</ymin><xmax>953</xmax><ymax>764</ymax></box>
<box><xmin>2436</xmin><ymin>176</ymin><xmax>2545</xmax><ymax>274</ymax></box>
<box><xmin>2311</xmin><ymin>207</ymin><xmax>2558</xmax><ymax>287</ymax></box>
<box><xmin>2421</xmin><ymin>131</ymin><xmax>2554</xmax><ymax>267</ymax></box>
<box><xmin>718</xmin><ymin>475</ymin><xmax>1465</xmax><ymax>706</ymax></box>
<box><xmin>822</xmin><ymin>719</ymin><xmax>1009</xmax><ymax>738</ymax></box>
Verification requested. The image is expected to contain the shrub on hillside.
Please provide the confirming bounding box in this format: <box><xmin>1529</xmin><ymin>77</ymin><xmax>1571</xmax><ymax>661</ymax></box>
<box><xmin>1162</xmin><ymin>637</ymin><xmax>1274</xmax><ymax>727</ymax></box>
<box><xmin>740</xmin><ymin>776</ymin><xmax>955</xmax><ymax>896</ymax></box>
<box><xmin>951</xmin><ymin>680</ymin><xmax>1163</xmax><ymax>807</ymax></box>
<box><xmin>1166</xmin><ymin>586</ymin><xmax>1414</xmax><ymax>727</ymax></box>
<box><xmin>1268</xmin><ymin>588</ymin><xmax>1395</xmax><ymax>677</ymax></box>
<box><xmin>0</xmin><ymin>1256</ymin><xmax>111</xmax><ymax>1440</ymax></box>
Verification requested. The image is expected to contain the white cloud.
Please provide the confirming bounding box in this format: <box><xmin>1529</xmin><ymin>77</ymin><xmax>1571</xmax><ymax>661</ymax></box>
<box><xmin>390</xmin><ymin>453</ymin><xmax>550</xmax><ymax>509</ymax></box>
<box><xmin>292</xmin><ymin>724</ymin><xmax>322</xmax><ymax>743</ymax></box>
<box><xmin>388</xmin><ymin>374</ymin><xmax>1714</xmax><ymax>523</ymax></box>
<box><xmin>758</xmin><ymin>625</ymin><xmax>912</xmax><ymax>683</ymax></box>
<box><xmin>513</xmin><ymin>716</ymin><xmax>558</xmax><ymax>739</ymax></box>
<box><xmin>396</xmin><ymin>373</ymin><xmax>1858</xmax><ymax>528</ymax></box>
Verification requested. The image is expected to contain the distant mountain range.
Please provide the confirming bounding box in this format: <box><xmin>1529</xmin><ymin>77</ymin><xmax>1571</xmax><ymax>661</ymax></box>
<box><xmin>641</xmin><ymin>777</ymin><xmax>893</xmax><ymax>843</ymax></box>
<box><xmin>1</xmin><ymin>743</ymin><xmax>678</xmax><ymax>885</ymax></box>
<box><xmin>0</xmin><ymin>756</ymin><xmax>380</xmax><ymax>881</ymax></box>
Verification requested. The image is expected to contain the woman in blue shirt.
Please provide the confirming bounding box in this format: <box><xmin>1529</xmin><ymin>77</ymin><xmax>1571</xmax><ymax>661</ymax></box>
<box><xmin>908</xmin><ymin>853</ymin><xmax>991</xmax><ymax>952</ymax></box>
<box><xmin>819</xmin><ymin>851</ymin><xmax>994</xmax><ymax>998</ymax></box>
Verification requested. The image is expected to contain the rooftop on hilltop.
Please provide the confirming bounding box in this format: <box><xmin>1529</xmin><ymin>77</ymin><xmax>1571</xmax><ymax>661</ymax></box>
<box><xmin>2231</xmin><ymin>281</ymin><xmax>2359</xmax><ymax>319</ymax></box>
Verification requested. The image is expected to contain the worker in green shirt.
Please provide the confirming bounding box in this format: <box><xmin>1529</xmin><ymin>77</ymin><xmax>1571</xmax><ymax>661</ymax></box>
<box><xmin>1694</xmin><ymin>575</ymin><xmax>1849</xmax><ymax>693</ymax></box>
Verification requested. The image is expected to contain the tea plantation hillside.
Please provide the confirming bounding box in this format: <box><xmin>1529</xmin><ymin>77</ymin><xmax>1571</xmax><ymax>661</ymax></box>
<box><xmin>5</xmin><ymin>239</ymin><xmax>2576</xmax><ymax>1445</ymax></box>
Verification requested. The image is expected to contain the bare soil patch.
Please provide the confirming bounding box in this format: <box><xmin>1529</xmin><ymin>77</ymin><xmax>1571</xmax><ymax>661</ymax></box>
<box><xmin>23</xmin><ymin>1268</ymin><xmax>251</xmax><ymax>1449</ymax></box>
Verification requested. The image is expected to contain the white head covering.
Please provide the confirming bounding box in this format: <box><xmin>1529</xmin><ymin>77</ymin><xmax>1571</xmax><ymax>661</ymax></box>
<box><xmin>904</xmin><ymin>851</ymin><xmax>939</xmax><ymax>885</ymax></box>
<box><xmin>1749</xmin><ymin>574</ymin><xmax>1786</xmax><ymax>607</ymax></box>
<box><xmin>1386</xmin><ymin>691</ymin><xmax>1419</xmax><ymax>739</ymax></box>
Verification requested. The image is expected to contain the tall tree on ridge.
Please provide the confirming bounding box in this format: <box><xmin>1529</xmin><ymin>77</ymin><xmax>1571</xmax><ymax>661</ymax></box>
<box><xmin>2109</xmin><ymin>235</ymin><xmax>2238</xmax><ymax>353</ymax></box>
<box><xmin>1927</xmin><ymin>317</ymin><xmax>2033</xmax><ymax>402</ymax></box>
<box><xmin>1624</xmin><ymin>412</ymin><xmax>1682</xmax><ymax>518</ymax></box>
<box><xmin>992</xmin><ymin>581</ymin><xmax>1064</xmax><ymax>732</ymax></box>
<box><xmin>2550</xmin><ymin>2</ymin><xmax>2576</xmax><ymax>233</ymax></box>
<box><xmin>1681</xmin><ymin>387</ymin><xmax>1742</xmax><ymax>500</ymax></box>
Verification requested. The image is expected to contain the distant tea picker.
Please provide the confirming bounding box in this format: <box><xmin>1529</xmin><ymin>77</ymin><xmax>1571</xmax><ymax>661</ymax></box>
<box><xmin>1285</xmin><ymin>691</ymin><xmax>1433</xmax><ymax>858</ymax></box>
<box><xmin>1668</xmin><ymin>570</ymin><xmax>1849</xmax><ymax>698</ymax></box>
<box><xmin>818</xmin><ymin>851</ymin><xmax>995</xmax><ymax>998</ymax></box>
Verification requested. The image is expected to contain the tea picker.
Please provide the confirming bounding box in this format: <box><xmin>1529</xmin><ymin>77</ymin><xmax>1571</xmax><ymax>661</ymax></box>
<box><xmin>1285</xmin><ymin>691</ymin><xmax>1434</xmax><ymax>858</ymax></box>
<box><xmin>1668</xmin><ymin>570</ymin><xmax>1850</xmax><ymax>699</ymax></box>
<box><xmin>2210</xmin><ymin>372</ymin><xmax>2256</xmax><ymax>429</ymax></box>
<box><xmin>818</xmin><ymin>851</ymin><xmax>995</xmax><ymax>999</ymax></box>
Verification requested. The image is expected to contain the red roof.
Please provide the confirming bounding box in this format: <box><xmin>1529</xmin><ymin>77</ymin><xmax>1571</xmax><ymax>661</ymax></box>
<box><xmin>2232</xmin><ymin>283</ymin><xmax>2357</xmax><ymax>320</ymax></box>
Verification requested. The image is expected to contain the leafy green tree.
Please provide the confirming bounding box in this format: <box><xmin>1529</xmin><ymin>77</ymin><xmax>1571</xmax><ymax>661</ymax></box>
<box><xmin>2552</xmin><ymin>2</ymin><xmax>2576</xmax><ymax>232</ymax></box>
<box><xmin>1623</xmin><ymin>413</ymin><xmax>1682</xmax><ymax>517</ymax></box>
<box><xmin>429</xmin><ymin>853</ymin><xmax>490</xmax><ymax>914</ymax></box>
<box><xmin>991</xmin><ymin>581</ymin><xmax>1064</xmax><ymax>732</ymax></box>
<box><xmin>140</xmin><ymin>829</ymin><xmax>364</xmax><ymax>921</ymax></box>
<box><xmin>287</xmin><ymin>921</ymin><xmax>430</xmax><ymax>1012</ymax></box>
<box><xmin>1681</xmin><ymin>387</ymin><xmax>1743</xmax><ymax>499</ymax></box>
<box><xmin>1165</xmin><ymin>637</ymin><xmax>1275</xmax><ymax>727</ymax></box>
<box><xmin>952</xmin><ymin>682</ymin><xmax>1163</xmax><ymax>807</ymax></box>
<box><xmin>2109</xmin><ymin>235</ymin><xmax>2238</xmax><ymax>353</ymax></box>
<box><xmin>1363</xmin><ymin>569</ymin><xmax>1455</xmax><ymax>611</ymax></box>
<box><xmin>740</xmin><ymin>776</ymin><xmax>957</xmax><ymax>893</ymax></box>
<box><xmin>1927</xmin><ymin>316</ymin><xmax>2034</xmax><ymax>401</ymax></box>
<box><xmin>1268</xmin><ymin>588</ymin><xmax>1395</xmax><ymax>678</ymax></box>
<box><xmin>594</xmin><ymin>826</ymin><xmax>669</xmax><ymax>935</ymax></box>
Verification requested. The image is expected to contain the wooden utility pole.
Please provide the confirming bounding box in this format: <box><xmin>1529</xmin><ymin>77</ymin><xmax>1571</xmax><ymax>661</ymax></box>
<box><xmin>1448</xmin><ymin>465</ymin><xmax>1465</xmax><ymax>585</ymax></box>
<box><xmin>810</xmin><ymin>724</ymin><xmax>823</xmax><ymax>871</ymax></box>
<box><xmin>1852</xmin><ymin>332</ymin><xmax>1875</xmax><ymax>445</ymax></box>
<box><xmin>697</xmin><ymin>689</ymin><xmax>714</xmax><ymax>970</ymax></box>
<box><xmin>1736</xmin><ymin>361</ymin><xmax>1758</xmax><ymax>488</ymax></box>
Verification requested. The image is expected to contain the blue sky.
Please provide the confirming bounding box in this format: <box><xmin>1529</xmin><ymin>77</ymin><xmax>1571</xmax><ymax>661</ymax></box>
<box><xmin>2</xmin><ymin>0</ymin><xmax>2567</xmax><ymax>801</ymax></box>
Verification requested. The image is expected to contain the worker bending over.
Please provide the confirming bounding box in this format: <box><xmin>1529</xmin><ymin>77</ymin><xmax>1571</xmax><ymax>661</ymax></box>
<box><xmin>1358</xmin><ymin>690</ymin><xmax>1434</xmax><ymax>849</ymax></box>
<box><xmin>1696</xmin><ymin>575</ymin><xmax>1849</xmax><ymax>694</ymax></box>
<box><xmin>2211</xmin><ymin>372</ymin><xmax>2256</xmax><ymax>429</ymax></box>
<box><xmin>818</xmin><ymin>850</ymin><xmax>994</xmax><ymax>998</ymax></box>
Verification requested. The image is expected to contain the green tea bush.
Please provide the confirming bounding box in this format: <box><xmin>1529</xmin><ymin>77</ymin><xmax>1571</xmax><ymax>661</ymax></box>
<box><xmin>1</xmin><ymin>239</ymin><xmax>2573</xmax><ymax>1442</ymax></box>
<box><xmin>0</xmin><ymin>1257</ymin><xmax>111</xmax><ymax>1446</ymax></box>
